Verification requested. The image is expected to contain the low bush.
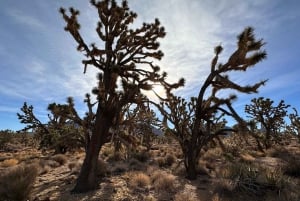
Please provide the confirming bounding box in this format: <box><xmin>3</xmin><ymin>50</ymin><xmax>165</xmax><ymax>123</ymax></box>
<box><xmin>0</xmin><ymin>164</ymin><xmax>39</xmax><ymax>201</ymax></box>
<box><xmin>284</xmin><ymin>158</ymin><xmax>300</xmax><ymax>178</ymax></box>
<box><xmin>174</xmin><ymin>191</ymin><xmax>198</xmax><ymax>201</ymax></box>
<box><xmin>132</xmin><ymin>151</ymin><xmax>151</xmax><ymax>162</ymax></box>
<box><xmin>97</xmin><ymin>158</ymin><xmax>108</xmax><ymax>177</ymax></box>
<box><xmin>128</xmin><ymin>171</ymin><xmax>151</xmax><ymax>189</ymax></box>
<box><xmin>164</xmin><ymin>154</ymin><xmax>176</xmax><ymax>166</ymax></box>
<box><xmin>151</xmin><ymin>171</ymin><xmax>176</xmax><ymax>192</ymax></box>
<box><xmin>221</xmin><ymin>162</ymin><xmax>291</xmax><ymax>196</ymax></box>
<box><xmin>51</xmin><ymin>154</ymin><xmax>68</xmax><ymax>165</ymax></box>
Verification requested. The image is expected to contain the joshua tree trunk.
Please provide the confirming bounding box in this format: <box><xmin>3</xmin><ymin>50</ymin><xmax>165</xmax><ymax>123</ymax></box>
<box><xmin>185</xmin><ymin>154</ymin><xmax>197</xmax><ymax>179</ymax></box>
<box><xmin>183</xmin><ymin>141</ymin><xmax>200</xmax><ymax>180</ymax></box>
<box><xmin>72</xmin><ymin>108</ymin><xmax>113</xmax><ymax>193</ymax></box>
<box><xmin>264</xmin><ymin>129</ymin><xmax>272</xmax><ymax>149</ymax></box>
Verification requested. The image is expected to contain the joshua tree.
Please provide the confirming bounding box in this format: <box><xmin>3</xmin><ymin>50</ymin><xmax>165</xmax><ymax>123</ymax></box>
<box><xmin>286</xmin><ymin>108</ymin><xmax>300</xmax><ymax>140</ymax></box>
<box><xmin>17</xmin><ymin>98</ymin><xmax>91</xmax><ymax>153</ymax></box>
<box><xmin>245</xmin><ymin>97</ymin><xmax>290</xmax><ymax>149</ymax></box>
<box><xmin>60</xmin><ymin>0</ymin><xmax>183</xmax><ymax>192</ymax></box>
<box><xmin>131</xmin><ymin>103</ymin><xmax>161</xmax><ymax>151</ymax></box>
<box><xmin>154</xmin><ymin>27</ymin><xmax>267</xmax><ymax>179</ymax></box>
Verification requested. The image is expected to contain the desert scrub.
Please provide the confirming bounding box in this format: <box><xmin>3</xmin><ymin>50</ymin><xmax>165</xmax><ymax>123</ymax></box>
<box><xmin>128</xmin><ymin>171</ymin><xmax>151</xmax><ymax>189</ymax></box>
<box><xmin>132</xmin><ymin>150</ymin><xmax>151</xmax><ymax>162</ymax></box>
<box><xmin>151</xmin><ymin>171</ymin><xmax>176</xmax><ymax>192</ymax></box>
<box><xmin>0</xmin><ymin>164</ymin><xmax>38</xmax><ymax>201</ymax></box>
<box><xmin>221</xmin><ymin>162</ymin><xmax>291</xmax><ymax>196</ymax></box>
<box><xmin>97</xmin><ymin>158</ymin><xmax>108</xmax><ymax>177</ymax></box>
<box><xmin>51</xmin><ymin>154</ymin><xmax>68</xmax><ymax>165</ymax></box>
<box><xmin>174</xmin><ymin>191</ymin><xmax>198</xmax><ymax>201</ymax></box>
<box><xmin>101</xmin><ymin>145</ymin><xmax>114</xmax><ymax>158</ymax></box>
<box><xmin>284</xmin><ymin>157</ymin><xmax>300</xmax><ymax>177</ymax></box>
<box><xmin>68</xmin><ymin>161</ymin><xmax>81</xmax><ymax>174</ymax></box>
<box><xmin>164</xmin><ymin>154</ymin><xmax>176</xmax><ymax>166</ymax></box>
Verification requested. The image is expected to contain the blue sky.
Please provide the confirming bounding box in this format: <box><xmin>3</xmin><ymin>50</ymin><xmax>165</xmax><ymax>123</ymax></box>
<box><xmin>0</xmin><ymin>0</ymin><xmax>300</xmax><ymax>131</ymax></box>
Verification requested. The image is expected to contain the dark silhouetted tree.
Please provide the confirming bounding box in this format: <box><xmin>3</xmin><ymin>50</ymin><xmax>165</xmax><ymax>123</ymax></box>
<box><xmin>245</xmin><ymin>97</ymin><xmax>290</xmax><ymax>149</ymax></box>
<box><xmin>60</xmin><ymin>0</ymin><xmax>183</xmax><ymax>192</ymax></box>
<box><xmin>17</xmin><ymin>99</ymin><xmax>90</xmax><ymax>153</ymax></box>
<box><xmin>286</xmin><ymin>108</ymin><xmax>300</xmax><ymax>140</ymax></box>
<box><xmin>154</xmin><ymin>27</ymin><xmax>267</xmax><ymax>179</ymax></box>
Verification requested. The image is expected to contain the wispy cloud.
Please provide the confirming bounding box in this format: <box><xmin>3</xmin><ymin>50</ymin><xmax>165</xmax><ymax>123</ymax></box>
<box><xmin>6</xmin><ymin>8</ymin><xmax>44</xmax><ymax>29</ymax></box>
<box><xmin>1</xmin><ymin>0</ymin><xmax>299</xmax><ymax>130</ymax></box>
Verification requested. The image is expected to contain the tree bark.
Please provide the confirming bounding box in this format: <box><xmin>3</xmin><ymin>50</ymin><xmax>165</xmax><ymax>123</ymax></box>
<box><xmin>184</xmin><ymin>144</ymin><xmax>198</xmax><ymax>180</ymax></box>
<box><xmin>72</xmin><ymin>112</ymin><xmax>112</xmax><ymax>193</ymax></box>
<box><xmin>186</xmin><ymin>150</ymin><xmax>197</xmax><ymax>180</ymax></box>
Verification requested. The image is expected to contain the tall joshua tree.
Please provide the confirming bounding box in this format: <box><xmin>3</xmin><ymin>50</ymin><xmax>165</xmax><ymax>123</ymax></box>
<box><xmin>155</xmin><ymin>27</ymin><xmax>267</xmax><ymax>179</ymax></box>
<box><xmin>60</xmin><ymin>0</ymin><xmax>183</xmax><ymax>192</ymax></box>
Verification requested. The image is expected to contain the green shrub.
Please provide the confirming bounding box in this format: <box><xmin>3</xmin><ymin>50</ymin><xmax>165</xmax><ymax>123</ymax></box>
<box><xmin>0</xmin><ymin>164</ymin><xmax>39</xmax><ymax>201</ymax></box>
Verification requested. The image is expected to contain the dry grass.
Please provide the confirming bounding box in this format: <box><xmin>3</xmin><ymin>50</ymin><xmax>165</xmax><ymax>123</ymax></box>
<box><xmin>151</xmin><ymin>171</ymin><xmax>176</xmax><ymax>192</ymax></box>
<box><xmin>132</xmin><ymin>150</ymin><xmax>151</xmax><ymax>162</ymax></box>
<box><xmin>97</xmin><ymin>158</ymin><xmax>108</xmax><ymax>177</ymax></box>
<box><xmin>284</xmin><ymin>158</ymin><xmax>300</xmax><ymax>177</ymax></box>
<box><xmin>239</xmin><ymin>153</ymin><xmax>255</xmax><ymax>163</ymax></box>
<box><xmin>143</xmin><ymin>195</ymin><xmax>157</xmax><ymax>201</ymax></box>
<box><xmin>41</xmin><ymin>159</ymin><xmax>60</xmax><ymax>168</ymax></box>
<box><xmin>174</xmin><ymin>191</ymin><xmax>198</xmax><ymax>201</ymax></box>
<box><xmin>111</xmin><ymin>162</ymin><xmax>128</xmax><ymax>174</ymax></box>
<box><xmin>1</xmin><ymin>158</ymin><xmax>19</xmax><ymax>167</ymax></box>
<box><xmin>101</xmin><ymin>145</ymin><xmax>114</xmax><ymax>158</ymax></box>
<box><xmin>128</xmin><ymin>171</ymin><xmax>151</xmax><ymax>189</ymax></box>
<box><xmin>51</xmin><ymin>154</ymin><xmax>68</xmax><ymax>165</ymax></box>
<box><xmin>0</xmin><ymin>164</ymin><xmax>39</xmax><ymax>201</ymax></box>
<box><xmin>165</xmin><ymin>154</ymin><xmax>176</xmax><ymax>166</ymax></box>
<box><xmin>68</xmin><ymin>161</ymin><xmax>81</xmax><ymax>174</ymax></box>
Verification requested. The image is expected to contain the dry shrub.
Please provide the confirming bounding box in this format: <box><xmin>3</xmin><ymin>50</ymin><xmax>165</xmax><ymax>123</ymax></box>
<box><xmin>1</xmin><ymin>158</ymin><xmax>19</xmax><ymax>167</ymax></box>
<box><xmin>143</xmin><ymin>195</ymin><xmax>157</xmax><ymax>201</ymax></box>
<box><xmin>284</xmin><ymin>158</ymin><xmax>300</xmax><ymax>178</ymax></box>
<box><xmin>97</xmin><ymin>158</ymin><xmax>108</xmax><ymax>177</ymax></box>
<box><xmin>51</xmin><ymin>154</ymin><xmax>68</xmax><ymax>165</ymax></box>
<box><xmin>156</xmin><ymin>157</ymin><xmax>166</xmax><ymax>167</ymax></box>
<box><xmin>165</xmin><ymin>154</ymin><xmax>176</xmax><ymax>166</ymax></box>
<box><xmin>239</xmin><ymin>153</ymin><xmax>255</xmax><ymax>163</ymax></box>
<box><xmin>128</xmin><ymin>158</ymin><xmax>145</xmax><ymax>171</ymax></box>
<box><xmin>132</xmin><ymin>151</ymin><xmax>151</xmax><ymax>162</ymax></box>
<box><xmin>129</xmin><ymin>171</ymin><xmax>151</xmax><ymax>189</ymax></box>
<box><xmin>68</xmin><ymin>161</ymin><xmax>81</xmax><ymax>174</ymax></box>
<box><xmin>156</xmin><ymin>154</ymin><xmax>176</xmax><ymax>168</ymax></box>
<box><xmin>101</xmin><ymin>145</ymin><xmax>114</xmax><ymax>158</ymax></box>
<box><xmin>174</xmin><ymin>191</ymin><xmax>198</xmax><ymax>201</ymax></box>
<box><xmin>151</xmin><ymin>171</ymin><xmax>176</xmax><ymax>192</ymax></box>
<box><xmin>41</xmin><ymin>159</ymin><xmax>60</xmax><ymax>168</ymax></box>
<box><xmin>111</xmin><ymin>162</ymin><xmax>128</xmax><ymax>174</ymax></box>
<box><xmin>203</xmin><ymin>147</ymin><xmax>223</xmax><ymax>161</ymax></box>
<box><xmin>0</xmin><ymin>164</ymin><xmax>38</xmax><ymax>201</ymax></box>
<box><xmin>38</xmin><ymin>165</ymin><xmax>51</xmax><ymax>175</ymax></box>
<box><xmin>221</xmin><ymin>162</ymin><xmax>293</xmax><ymax>196</ymax></box>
